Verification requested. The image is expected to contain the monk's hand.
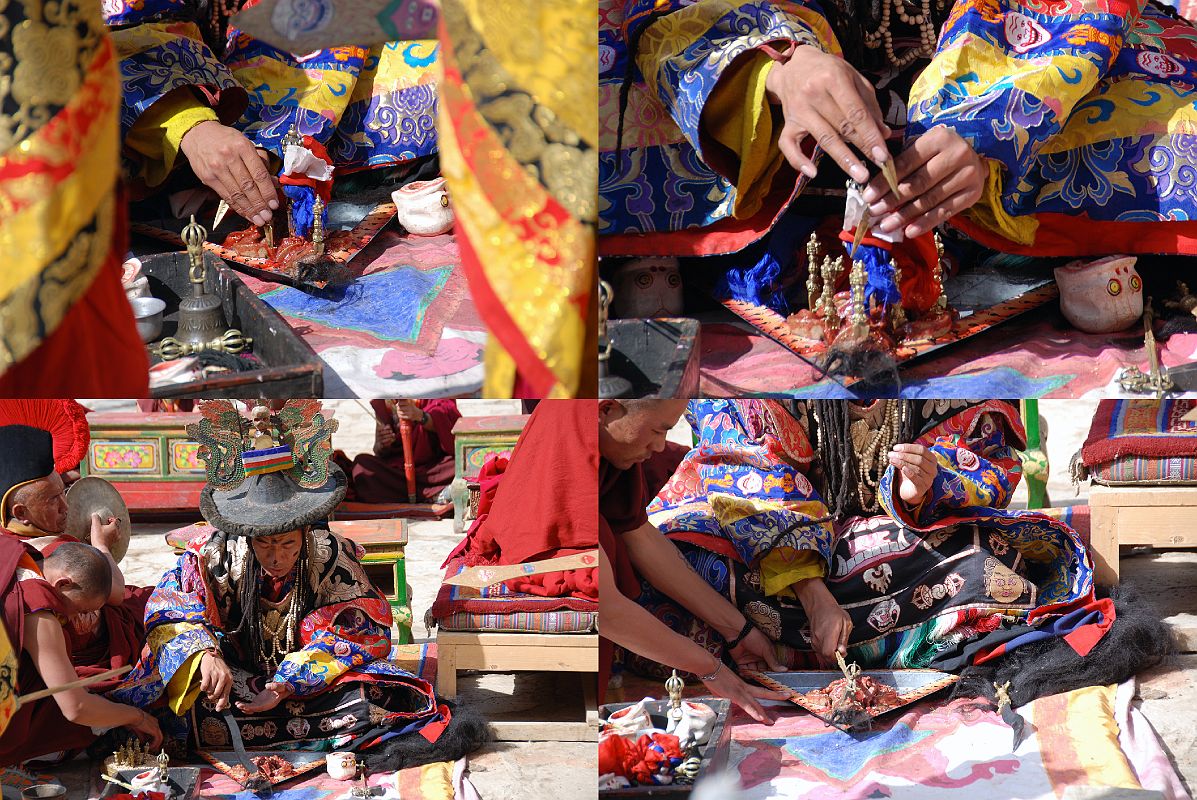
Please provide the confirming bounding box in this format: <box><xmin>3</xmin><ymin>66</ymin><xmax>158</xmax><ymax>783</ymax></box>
<box><xmin>794</xmin><ymin>577</ymin><xmax>851</xmax><ymax>667</ymax></box>
<box><xmin>129</xmin><ymin>708</ymin><xmax>164</xmax><ymax>750</ymax></box>
<box><xmin>89</xmin><ymin>512</ymin><xmax>121</xmax><ymax>553</ymax></box>
<box><xmin>236</xmin><ymin>682</ymin><xmax>292</xmax><ymax>715</ymax></box>
<box><xmin>864</xmin><ymin>125</ymin><xmax>986</xmax><ymax>239</ymax></box>
<box><xmin>764</xmin><ymin>44</ymin><xmax>891</xmax><ymax>184</ymax></box>
<box><xmin>698</xmin><ymin>655</ymin><xmax>785</xmax><ymax>725</ymax></box>
<box><xmin>393</xmin><ymin>400</ymin><xmax>425</xmax><ymax>423</ymax></box>
<box><xmin>199</xmin><ymin>650</ymin><xmax>233</xmax><ymax>712</ymax></box>
<box><xmin>888</xmin><ymin>443</ymin><xmax>938</xmax><ymax>505</ymax></box>
<box><xmin>729</xmin><ymin>625</ymin><xmax>786</xmax><ymax>674</ymax></box>
<box><xmin>179</xmin><ymin>120</ymin><xmax>279</xmax><ymax>228</ymax></box>
<box><xmin>374</xmin><ymin>421</ymin><xmax>397</xmax><ymax>451</ymax></box>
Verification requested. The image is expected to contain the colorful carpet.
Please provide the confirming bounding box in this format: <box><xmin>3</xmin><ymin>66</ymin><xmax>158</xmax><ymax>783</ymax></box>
<box><xmin>238</xmin><ymin>230</ymin><xmax>485</xmax><ymax>397</ymax></box>
<box><xmin>697</xmin><ymin>311</ymin><xmax>1197</xmax><ymax>398</ymax></box>
<box><xmin>725</xmin><ymin>680</ymin><xmax>1189</xmax><ymax>800</ymax></box>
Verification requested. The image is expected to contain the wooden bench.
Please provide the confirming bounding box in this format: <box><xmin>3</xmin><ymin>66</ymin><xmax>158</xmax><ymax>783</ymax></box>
<box><xmin>1089</xmin><ymin>484</ymin><xmax>1197</xmax><ymax>586</ymax></box>
<box><xmin>435</xmin><ymin>630</ymin><xmax>598</xmax><ymax>741</ymax></box>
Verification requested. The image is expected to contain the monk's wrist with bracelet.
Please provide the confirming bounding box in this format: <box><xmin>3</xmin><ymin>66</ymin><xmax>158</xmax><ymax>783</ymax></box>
<box><xmin>725</xmin><ymin>619</ymin><xmax>755</xmax><ymax>651</ymax></box>
<box><xmin>698</xmin><ymin>656</ymin><xmax>723</xmax><ymax>682</ymax></box>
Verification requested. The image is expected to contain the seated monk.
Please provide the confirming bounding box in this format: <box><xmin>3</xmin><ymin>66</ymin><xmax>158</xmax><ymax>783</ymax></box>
<box><xmin>447</xmin><ymin>399</ymin><xmax>597</xmax><ymax>603</ymax></box>
<box><xmin>0</xmin><ymin>539</ymin><xmax>162</xmax><ymax>765</ymax></box>
<box><xmin>0</xmin><ymin>405</ymin><xmax>152</xmax><ymax>677</ymax></box>
<box><xmin>109</xmin><ymin>401</ymin><xmax>482</xmax><ymax>766</ymax></box>
<box><xmin>336</xmin><ymin>400</ymin><xmax>460</xmax><ymax>504</ymax></box>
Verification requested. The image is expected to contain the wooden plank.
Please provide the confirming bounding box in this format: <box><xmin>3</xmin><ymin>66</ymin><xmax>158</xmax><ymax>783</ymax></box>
<box><xmin>489</xmin><ymin>720</ymin><xmax>598</xmax><ymax>743</ymax></box>
<box><xmin>449</xmin><ymin>644</ymin><xmax>597</xmax><ymax>673</ymax></box>
<box><xmin>437</xmin><ymin>644</ymin><xmax>457</xmax><ymax>698</ymax></box>
<box><xmin>435</xmin><ymin>632</ymin><xmax>597</xmax><ymax>648</ymax></box>
<box><xmin>1089</xmin><ymin>501</ymin><xmax>1121</xmax><ymax>586</ymax></box>
<box><xmin>1089</xmin><ymin>484</ymin><xmax>1197</xmax><ymax>507</ymax></box>
<box><xmin>1110</xmin><ymin>507</ymin><xmax>1197</xmax><ymax>547</ymax></box>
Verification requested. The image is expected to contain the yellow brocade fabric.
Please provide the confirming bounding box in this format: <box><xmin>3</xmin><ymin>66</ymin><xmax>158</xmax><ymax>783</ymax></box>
<box><xmin>759</xmin><ymin>548</ymin><xmax>825</xmax><ymax>598</ymax></box>
<box><xmin>0</xmin><ymin>1</ymin><xmax>120</xmax><ymax>375</ymax></box>
<box><xmin>165</xmin><ymin>651</ymin><xmax>205</xmax><ymax>715</ymax></box>
<box><xmin>439</xmin><ymin>0</ymin><xmax>596</xmax><ymax>398</ymax></box>
<box><xmin>0</xmin><ymin>624</ymin><xmax>16</xmax><ymax>738</ymax></box>
<box><xmin>704</xmin><ymin>54</ymin><xmax>783</xmax><ymax>220</ymax></box>
<box><xmin>124</xmin><ymin>92</ymin><xmax>219</xmax><ymax>188</ymax></box>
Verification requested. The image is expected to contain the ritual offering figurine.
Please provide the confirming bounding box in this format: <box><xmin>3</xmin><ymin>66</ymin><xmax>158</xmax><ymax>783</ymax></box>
<box><xmin>219</xmin><ymin>124</ymin><xmax>340</xmax><ymax>281</ymax></box>
<box><xmin>784</xmin><ymin>193</ymin><xmax>956</xmax><ymax>383</ymax></box>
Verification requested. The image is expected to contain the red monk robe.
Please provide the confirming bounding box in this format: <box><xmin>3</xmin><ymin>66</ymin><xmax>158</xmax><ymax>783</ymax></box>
<box><xmin>446</xmin><ymin>399</ymin><xmax>598</xmax><ymax>602</ymax></box>
<box><xmin>336</xmin><ymin>400</ymin><xmax>461</xmax><ymax>503</ymax></box>
<box><xmin>0</xmin><ymin>536</ymin><xmax>103</xmax><ymax>764</ymax></box>
<box><xmin>1</xmin><ymin>526</ymin><xmax>149</xmax><ymax>679</ymax></box>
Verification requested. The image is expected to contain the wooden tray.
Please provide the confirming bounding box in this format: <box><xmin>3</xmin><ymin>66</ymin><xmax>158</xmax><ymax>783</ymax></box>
<box><xmin>608</xmin><ymin>318</ymin><xmax>700</xmax><ymax>399</ymax></box>
<box><xmin>198</xmin><ymin>750</ymin><xmax>327</xmax><ymax>789</ymax></box>
<box><xmin>599</xmin><ymin>697</ymin><xmax>731</xmax><ymax>798</ymax></box>
<box><xmin>745</xmin><ymin>668</ymin><xmax>958</xmax><ymax>722</ymax></box>
<box><xmin>723</xmin><ymin>259</ymin><xmax>1058</xmax><ymax>372</ymax></box>
<box><xmin>131</xmin><ymin>189</ymin><xmax>396</xmax><ymax>290</ymax></box>
<box><xmin>138</xmin><ymin>250</ymin><xmax>324</xmax><ymax>398</ymax></box>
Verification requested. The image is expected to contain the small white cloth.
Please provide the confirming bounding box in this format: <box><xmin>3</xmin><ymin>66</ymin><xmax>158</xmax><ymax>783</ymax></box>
<box><xmin>283</xmin><ymin>144</ymin><xmax>334</xmax><ymax>181</ymax></box>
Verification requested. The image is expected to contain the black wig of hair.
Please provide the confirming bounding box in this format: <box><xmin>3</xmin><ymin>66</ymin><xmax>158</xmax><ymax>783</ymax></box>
<box><xmin>950</xmin><ymin>582</ymin><xmax>1175</xmax><ymax>708</ymax></box>
<box><xmin>359</xmin><ymin>699</ymin><xmax>491</xmax><ymax>772</ymax></box>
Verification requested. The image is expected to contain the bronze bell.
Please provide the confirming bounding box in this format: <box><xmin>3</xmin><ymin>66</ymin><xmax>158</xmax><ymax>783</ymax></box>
<box><xmin>176</xmin><ymin>215</ymin><xmax>227</xmax><ymax>347</ymax></box>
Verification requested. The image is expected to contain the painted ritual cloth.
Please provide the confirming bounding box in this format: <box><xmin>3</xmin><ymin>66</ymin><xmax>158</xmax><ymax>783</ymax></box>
<box><xmin>109</xmin><ymin>526</ymin><xmax>443</xmax><ymax>752</ymax></box>
<box><xmin>0</xmin><ymin>0</ymin><xmax>148</xmax><ymax>395</ymax></box>
<box><xmin>727</xmin><ymin>681</ymin><xmax>1191</xmax><ymax>800</ymax></box>
<box><xmin>692</xmin><ymin>319</ymin><xmax>1197</xmax><ymax>398</ymax></box>
<box><xmin>449</xmin><ymin>400</ymin><xmax>600</xmax><ymax>602</ymax></box>
<box><xmin>599</xmin><ymin>0</ymin><xmax>1197</xmax><ymax>259</ymax></box>
<box><xmin>105</xmin><ymin>0</ymin><xmax>438</xmax><ymax>191</ymax></box>
<box><xmin>634</xmin><ymin>400</ymin><xmax>1096</xmax><ymax>676</ymax></box>
<box><xmin>229</xmin><ymin>230</ymin><xmax>485</xmax><ymax>397</ymax></box>
<box><xmin>335</xmin><ymin>400</ymin><xmax>460</xmax><ymax>503</ymax></box>
<box><xmin>439</xmin><ymin>0</ymin><xmax>596</xmax><ymax>398</ymax></box>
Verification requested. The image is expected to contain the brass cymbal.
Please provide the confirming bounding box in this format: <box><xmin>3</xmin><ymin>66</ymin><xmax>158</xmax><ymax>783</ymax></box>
<box><xmin>64</xmin><ymin>477</ymin><xmax>132</xmax><ymax>563</ymax></box>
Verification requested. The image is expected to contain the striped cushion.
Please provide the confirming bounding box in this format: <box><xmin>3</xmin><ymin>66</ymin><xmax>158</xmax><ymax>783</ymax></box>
<box><xmin>1090</xmin><ymin>456</ymin><xmax>1197</xmax><ymax>485</ymax></box>
<box><xmin>436</xmin><ymin>609</ymin><xmax>598</xmax><ymax>633</ymax></box>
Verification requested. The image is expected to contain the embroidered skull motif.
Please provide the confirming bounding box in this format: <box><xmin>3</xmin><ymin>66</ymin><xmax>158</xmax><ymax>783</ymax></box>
<box><xmin>286</xmin><ymin>718</ymin><xmax>310</xmax><ymax>738</ymax></box>
<box><xmin>984</xmin><ymin>557</ymin><xmax>1029</xmax><ymax>603</ymax></box>
<box><xmin>867</xmin><ymin>598</ymin><xmax>900</xmax><ymax>632</ymax></box>
<box><xmin>863</xmin><ymin>563</ymin><xmax>893</xmax><ymax>594</ymax></box>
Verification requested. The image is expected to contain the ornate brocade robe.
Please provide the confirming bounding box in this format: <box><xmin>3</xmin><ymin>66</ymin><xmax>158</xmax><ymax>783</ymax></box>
<box><xmin>599</xmin><ymin>0</ymin><xmax>1197</xmax><ymax>258</ymax></box>
<box><xmin>632</xmin><ymin>400</ymin><xmax>1099</xmax><ymax>675</ymax></box>
<box><xmin>111</xmin><ymin>527</ymin><xmax>439</xmax><ymax>750</ymax></box>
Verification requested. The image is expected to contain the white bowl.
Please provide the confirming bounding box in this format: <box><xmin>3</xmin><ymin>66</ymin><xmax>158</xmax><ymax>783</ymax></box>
<box><xmin>130</xmin><ymin>296</ymin><xmax>166</xmax><ymax>343</ymax></box>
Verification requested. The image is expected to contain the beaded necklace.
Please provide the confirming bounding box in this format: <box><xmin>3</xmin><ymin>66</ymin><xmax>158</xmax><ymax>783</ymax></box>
<box><xmin>257</xmin><ymin>553</ymin><xmax>305</xmax><ymax>674</ymax></box>
<box><xmin>850</xmin><ymin>400</ymin><xmax>907</xmax><ymax>513</ymax></box>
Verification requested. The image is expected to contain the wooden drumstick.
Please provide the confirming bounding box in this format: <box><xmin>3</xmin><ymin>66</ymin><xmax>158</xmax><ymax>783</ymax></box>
<box><xmin>17</xmin><ymin>664</ymin><xmax>132</xmax><ymax>706</ymax></box>
<box><xmin>399</xmin><ymin>418</ymin><xmax>417</xmax><ymax>504</ymax></box>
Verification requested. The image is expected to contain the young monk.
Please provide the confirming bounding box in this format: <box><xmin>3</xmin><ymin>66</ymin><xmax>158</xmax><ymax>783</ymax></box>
<box><xmin>0</xmin><ymin>540</ymin><xmax>162</xmax><ymax>766</ymax></box>
<box><xmin>599</xmin><ymin>399</ymin><xmax>788</xmax><ymax>724</ymax></box>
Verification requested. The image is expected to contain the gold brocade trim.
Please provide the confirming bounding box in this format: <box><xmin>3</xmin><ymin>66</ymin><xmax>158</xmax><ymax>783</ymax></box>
<box><xmin>0</xmin><ymin>8</ymin><xmax>120</xmax><ymax>373</ymax></box>
<box><xmin>441</xmin><ymin>0</ymin><xmax>595</xmax><ymax>226</ymax></box>
<box><xmin>438</xmin><ymin>75</ymin><xmax>592</xmax><ymax>399</ymax></box>
<box><xmin>447</xmin><ymin>0</ymin><xmax>596</xmax><ymax>151</ymax></box>
<box><xmin>0</xmin><ymin>192</ymin><xmax>116</xmax><ymax>372</ymax></box>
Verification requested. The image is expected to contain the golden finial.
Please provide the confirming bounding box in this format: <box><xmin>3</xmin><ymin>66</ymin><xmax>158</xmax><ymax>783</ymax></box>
<box><xmin>806</xmin><ymin>244</ymin><xmax>822</xmax><ymax>313</ymax></box>
<box><xmin>821</xmin><ymin>255</ymin><xmax>842</xmax><ymax>324</ymax></box>
<box><xmin>281</xmin><ymin>124</ymin><xmax>303</xmax><ymax>149</ymax></box>
<box><xmin>849</xmin><ymin>258</ymin><xmax>868</xmax><ymax>334</ymax></box>
<box><xmin>181</xmin><ymin>215</ymin><xmax>208</xmax><ymax>285</ymax></box>
<box><xmin>312</xmin><ymin>196</ymin><xmax>326</xmax><ymax>256</ymax></box>
<box><xmin>666</xmin><ymin>669</ymin><xmax>684</xmax><ymax>722</ymax></box>
<box><xmin>934</xmin><ymin>232</ymin><xmax>948</xmax><ymax>312</ymax></box>
<box><xmin>890</xmin><ymin>258</ymin><xmax>907</xmax><ymax>330</ymax></box>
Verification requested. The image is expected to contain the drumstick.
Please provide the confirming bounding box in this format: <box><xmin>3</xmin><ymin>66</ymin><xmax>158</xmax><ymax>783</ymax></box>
<box><xmin>399</xmin><ymin>419</ymin><xmax>417</xmax><ymax>504</ymax></box>
<box><xmin>17</xmin><ymin>664</ymin><xmax>132</xmax><ymax>705</ymax></box>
